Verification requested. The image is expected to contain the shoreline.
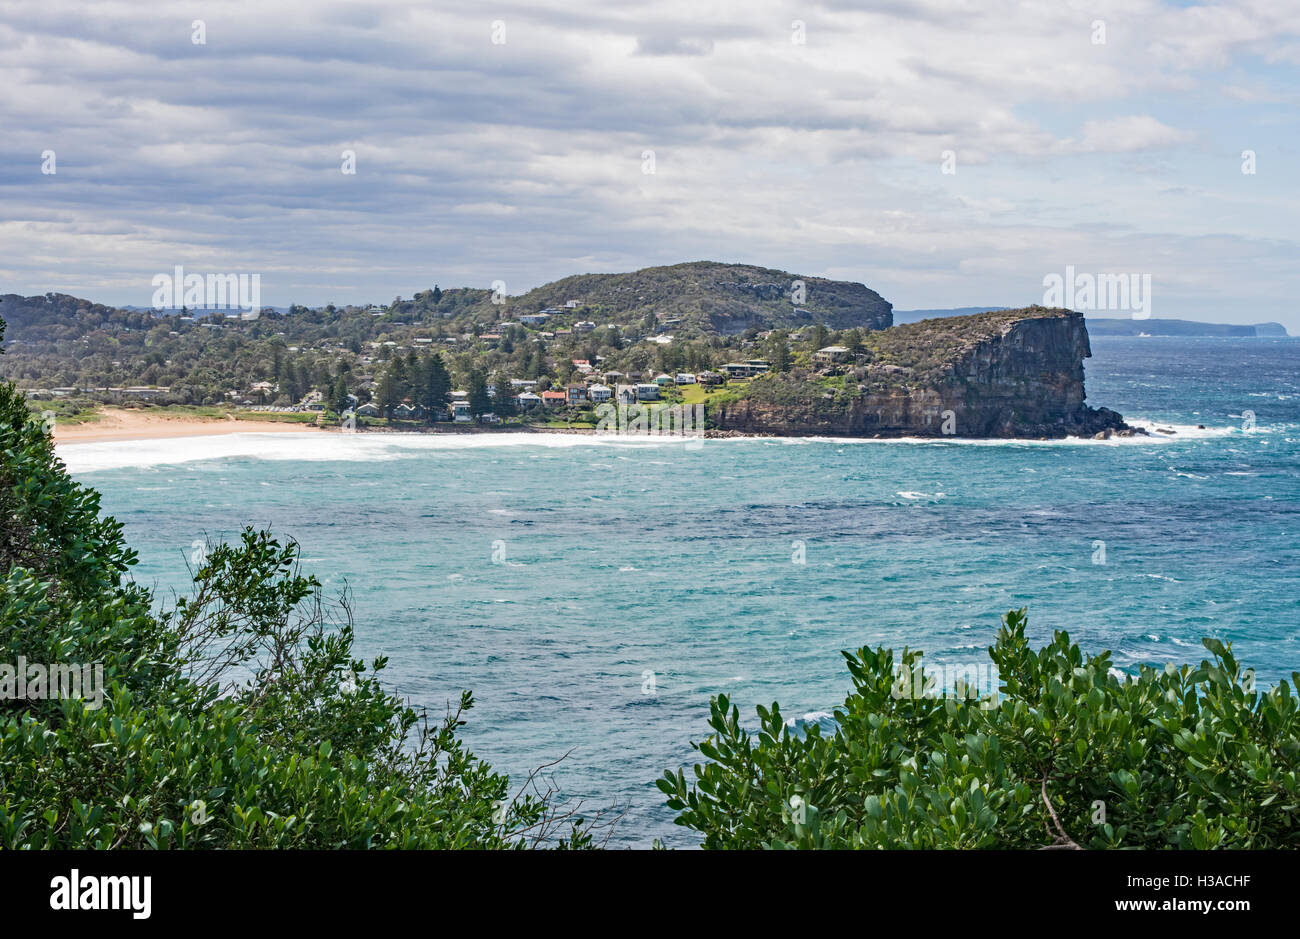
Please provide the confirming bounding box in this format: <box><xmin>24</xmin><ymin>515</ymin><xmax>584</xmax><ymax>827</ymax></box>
<box><xmin>52</xmin><ymin>408</ymin><xmax>325</xmax><ymax>444</ymax></box>
<box><xmin>49</xmin><ymin>409</ymin><xmax>1195</xmax><ymax>448</ymax></box>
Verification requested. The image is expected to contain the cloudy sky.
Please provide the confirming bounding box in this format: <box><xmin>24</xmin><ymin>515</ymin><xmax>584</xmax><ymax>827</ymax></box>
<box><xmin>2</xmin><ymin>0</ymin><xmax>1298</xmax><ymax>327</ymax></box>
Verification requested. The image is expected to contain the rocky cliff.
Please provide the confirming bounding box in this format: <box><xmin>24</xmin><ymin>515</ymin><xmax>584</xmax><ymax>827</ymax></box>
<box><xmin>716</xmin><ymin>308</ymin><xmax>1128</xmax><ymax>438</ymax></box>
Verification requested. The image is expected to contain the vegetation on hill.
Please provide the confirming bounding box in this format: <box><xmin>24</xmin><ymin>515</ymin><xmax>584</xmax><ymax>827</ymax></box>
<box><xmin>0</xmin><ymin>263</ymin><xmax>892</xmax><ymax>420</ymax></box>
<box><xmin>457</xmin><ymin>261</ymin><xmax>892</xmax><ymax>335</ymax></box>
<box><xmin>659</xmin><ymin>609</ymin><xmax>1300</xmax><ymax>849</ymax></box>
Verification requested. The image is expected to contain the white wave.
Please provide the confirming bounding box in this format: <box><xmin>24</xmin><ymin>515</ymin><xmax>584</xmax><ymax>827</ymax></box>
<box><xmin>57</xmin><ymin>414</ymin><xmax>1257</xmax><ymax>473</ymax></box>
<box><xmin>56</xmin><ymin>430</ymin><xmax>703</xmax><ymax>473</ymax></box>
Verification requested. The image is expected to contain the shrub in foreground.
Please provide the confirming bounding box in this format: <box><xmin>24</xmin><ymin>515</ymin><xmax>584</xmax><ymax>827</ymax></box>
<box><xmin>659</xmin><ymin>609</ymin><xmax>1300</xmax><ymax>848</ymax></box>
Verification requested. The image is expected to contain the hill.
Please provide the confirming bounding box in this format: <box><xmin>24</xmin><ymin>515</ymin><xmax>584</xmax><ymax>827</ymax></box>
<box><xmin>474</xmin><ymin>261</ymin><xmax>892</xmax><ymax>335</ymax></box>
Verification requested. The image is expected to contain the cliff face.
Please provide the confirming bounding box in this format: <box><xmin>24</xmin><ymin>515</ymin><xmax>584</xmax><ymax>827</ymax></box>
<box><xmin>717</xmin><ymin>309</ymin><xmax>1127</xmax><ymax>438</ymax></box>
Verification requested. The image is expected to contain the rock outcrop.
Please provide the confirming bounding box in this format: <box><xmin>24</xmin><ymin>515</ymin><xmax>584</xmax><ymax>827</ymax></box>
<box><xmin>716</xmin><ymin>307</ymin><xmax>1129</xmax><ymax>438</ymax></box>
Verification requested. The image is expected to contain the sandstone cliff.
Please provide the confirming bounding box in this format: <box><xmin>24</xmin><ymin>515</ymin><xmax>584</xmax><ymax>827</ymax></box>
<box><xmin>715</xmin><ymin>307</ymin><xmax>1127</xmax><ymax>438</ymax></box>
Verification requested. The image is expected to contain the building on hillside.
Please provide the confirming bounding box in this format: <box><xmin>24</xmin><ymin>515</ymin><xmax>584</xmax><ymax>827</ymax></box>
<box><xmin>635</xmin><ymin>383</ymin><xmax>660</xmax><ymax>401</ymax></box>
<box><xmin>587</xmin><ymin>383</ymin><xmax>612</xmax><ymax>403</ymax></box>
<box><xmin>541</xmin><ymin>390</ymin><xmax>567</xmax><ymax>407</ymax></box>
<box><xmin>814</xmin><ymin>345</ymin><xmax>851</xmax><ymax>364</ymax></box>
<box><xmin>721</xmin><ymin>361</ymin><xmax>770</xmax><ymax>379</ymax></box>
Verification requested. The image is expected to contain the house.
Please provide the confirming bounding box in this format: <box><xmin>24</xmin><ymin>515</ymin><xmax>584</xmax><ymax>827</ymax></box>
<box><xmin>635</xmin><ymin>383</ymin><xmax>660</xmax><ymax>401</ymax></box>
<box><xmin>510</xmin><ymin>379</ymin><xmax>538</xmax><ymax>391</ymax></box>
<box><xmin>721</xmin><ymin>361</ymin><xmax>770</xmax><ymax>379</ymax></box>
<box><xmin>603</xmin><ymin>371</ymin><xmax>624</xmax><ymax>383</ymax></box>
<box><xmin>453</xmin><ymin>402</ymin><xmax>472</xmax><ymax>422</ymax></box>
<box><xmin>652</xmin><ymin>373</ymin><xmax>674</xmax><ymax>386</ymax></box>
<box><xmin>588</xmin><ymin>383</ymin><xmax>612</xmax><ymax>403</ymax></box>
<box><xmin>541</xmin><ymin>390</ymin><xmax>567</xmax><ymax>407</ymax></box>
<box><xmin>516</xmin><ymin>392</ymin><xmax>542</xmax><ymax>408</ymax></box>
<box><xmin>393</xmin><ymin>403</ymin><xmax>420</xmax><ymax>419</ymax></box>
<box><xmin>675</xmin><ymin>373</ymin><xmax>697</xmax><ymax>385</ymax></box>
<box><xmin>566</xmin><ymin>384</ymin><xmax>587</xmax><ymax>405</ymax></box>
<box><xmin>616</xmin><ymin>385</ymin><xmax>637</xmax><ymax>405</ymax></box>
<box><xmin>814</xmin><ymin>345</ymin><xmax>851</xmax><ymax>364</ymax></box>
<box><xmin>519</xmin><ymin>313</ymin><xmax>550</xmax><ymax>326</ymax></box>
<box><xmin>573</xmin><ymin>320</ymin><xmax>596</xmax><ymax>332</ymax></box>
<box><xmin>572</xmin><ymin>359</ymin><xmax>591</xmax><ymax>368</ymax></box>
<box><xmin>564</xmin><ymin>300</ymin><xmax>580</xmax><ymax>309</ymax></box>
<box><xmin>480</xmin><ymin>413</ymin><xmax>500</xmax><ymax>424</ymax></box>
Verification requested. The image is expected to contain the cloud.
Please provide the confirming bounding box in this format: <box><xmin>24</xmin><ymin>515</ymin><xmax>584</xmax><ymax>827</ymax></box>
<box><xmin>0</xmin><ymin>0</ymin><xmax>1297</xmax><ymax>328</ymax></box>
<box><xmin>1076</xmin><ymin>115</ymin><xmax>1197</xmax><ymax>153</ymax></box>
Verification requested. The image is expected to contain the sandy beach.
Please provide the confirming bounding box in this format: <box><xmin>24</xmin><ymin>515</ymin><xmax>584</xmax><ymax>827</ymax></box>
<box><xmin>53</xmin><ymin>408</ymin><xmax>324</xmax><ymax>444</ymax></box>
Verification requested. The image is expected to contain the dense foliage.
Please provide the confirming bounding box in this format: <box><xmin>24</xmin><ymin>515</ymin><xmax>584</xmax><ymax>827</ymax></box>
<box><xmin>0</xmin><ymin>265</ymin><xmax>897</xmax><ymax>414</ymax></box>
<box><xmin>0</xmin><ymin>317</ymin><xmax>606</xmax><ymax>848</ymax></box>
<box><xmin>659</xmin><ymin>609</ymin><xmax>1300</xmax><ymax>849</ymax></box>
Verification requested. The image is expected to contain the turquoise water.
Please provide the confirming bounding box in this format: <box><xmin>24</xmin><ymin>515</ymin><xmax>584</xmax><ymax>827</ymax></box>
<box><xmin>60</xmin><ymin>336</ymin><xmax>1300</xmax><ymax>846</ymax></box>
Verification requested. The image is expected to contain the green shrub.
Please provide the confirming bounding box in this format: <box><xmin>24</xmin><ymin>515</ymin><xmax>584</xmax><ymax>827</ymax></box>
<box><xmin>659</xmin><ymin>609</ymin><xmax>1300</xmax><ymax>849</ymax></box>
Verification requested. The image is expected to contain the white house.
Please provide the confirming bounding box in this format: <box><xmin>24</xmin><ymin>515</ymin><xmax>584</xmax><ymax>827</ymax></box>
<box><xmin>675</xmin><ymin>373</ymin><xmax>697</xmax><ymax>385</ymax></box>
<box><xmin>814</xmin><ymin>345</ymin><xmax>851</xmax><ymax>364</ymax></box>
<box><xmin>635</xmin><ymin>383</ymin><xmax>660</xmax><ymax>401</ymax></box>
<box><xmin>588</xmin><ymin>383</ymin><xmax>612</xmax><ymax>403</ymax></box>
<box><xmin>516</xmin><ymin>392</ymin><xmax>542</xmax><ymax>408</ymax></box>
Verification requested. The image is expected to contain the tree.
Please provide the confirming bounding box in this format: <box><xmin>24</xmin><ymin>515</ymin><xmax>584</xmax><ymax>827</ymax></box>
<box><xmin>493</xmin><ymin>372</ymin><xmax>516</xmax><ymax>418</ymax></box>
<box><xmin>467</xmin><ymin>369</ymin><xmax>491</xmax><ymax>419</ymax></box>
<box><xmin>330</xmin><ymin>374</ymin><xmax>349</xmax><ymax>415</ymax></box>
<box><xmin>768</xmin><ymin>333</ymin><xmax>791</xmax><ymax>372</ymax></box>
<box><xmin>421</xmin><ymin>353</ymin><xmax>451</xmax><ymax>421</ymax></box>
<box><xmin>660</xmin><ymin>609</ymin><xmax>1300</xmax><ymax>849</ymax></box>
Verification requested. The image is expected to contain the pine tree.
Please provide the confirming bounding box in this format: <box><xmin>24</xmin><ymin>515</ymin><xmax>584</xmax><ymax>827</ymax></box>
<box><xmin>421</xmin><ymin>353</ymin><xmax>451</xmax><ymax>421</ymax></box>
<box><xmin>467</xmin><ymin>370</ymin><xmax>491</xmax><ymax>420</ymax></box>
<box><xmin>493</xmin><ymin>372</ymin><xmax>516</xmax><ymax>417</ymax></box>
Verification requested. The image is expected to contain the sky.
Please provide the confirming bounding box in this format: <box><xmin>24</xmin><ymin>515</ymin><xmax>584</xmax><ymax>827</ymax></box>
<box><xmin>1</xmin><ymin>0</ymin><xmax>1298</xmax><ymax>328</ymax></box>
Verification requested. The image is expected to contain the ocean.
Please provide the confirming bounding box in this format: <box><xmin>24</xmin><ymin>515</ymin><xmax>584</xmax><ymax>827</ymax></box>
<box><xmin>57</xmin><ymin>336</ymin><xmax>1300</xmax><ymax>847</ymax></box>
